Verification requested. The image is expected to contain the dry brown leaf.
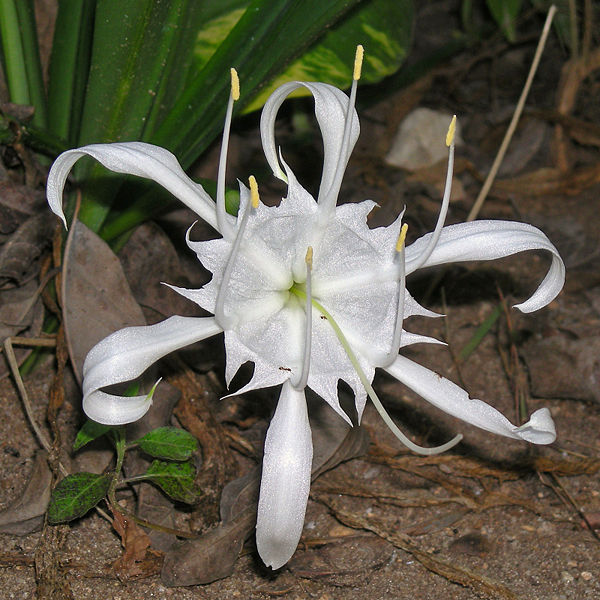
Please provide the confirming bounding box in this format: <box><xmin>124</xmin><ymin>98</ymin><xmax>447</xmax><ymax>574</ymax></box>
<box><xmin>118</xmin><ymin>222</ymin><xmax>200</xmax><ymax>321</ymax></box>
<box><xmin>0</xmin><ymin>214</ymin><xmax>53</xmax><ymax>286</ymax></box>
<box><xmin>161</xmin><ymin>398</ymin><xmax>370</xmax><ymax>587</ymax></box>
<box><xmin>0</xmin><ymin>451</ymin><xmax>52</xmax><ymax>535</ymax></box>
<box><xmin>0</xmin><ymin>281</ymin><xmax>44</xmax><ymax>379</ymax></box>
<box><xmin>111</xmin><ymin>510</ymin><xmax>162</xmax><ymax>581</ymax></box>
<box><xmin>61</xmin><ymin>220</ymin><xmax>145</xmax><ymax>382</ymax></box>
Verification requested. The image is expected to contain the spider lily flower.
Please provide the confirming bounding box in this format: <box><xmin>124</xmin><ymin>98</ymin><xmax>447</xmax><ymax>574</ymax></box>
<box><xmin>47</xmin><ymin>49</ymin><xmax>564</xmax><ymax>570</ymax></box>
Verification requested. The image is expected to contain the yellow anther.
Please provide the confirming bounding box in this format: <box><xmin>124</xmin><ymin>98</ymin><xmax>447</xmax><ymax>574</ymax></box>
<box><xmin>230</xmin><ymin>68</ymin><xmax>240</xmax><ymax>101</ymax></box>
<box><xmin>446</xmin><ymin>115</ymin><xmax>457</xmax><ymax>147</ymax></box>
<box><xmin>353</xmin><ymin>45</ymin><xmax>364</xmax><ymax>81</ymax></box>
<box><xmin>305</xmin><ymin>246</ymin><xmax>313</xmax><ymax>268</ymax></box>
<box><xmin>248</xmin><ymin>175</ymin><xmax>259</xmax><ymax>208</ymax></box>
<box><xmin>396</xmin><ymin>223</ymin><xmax>408</xmax><ymax>252</ymax></box>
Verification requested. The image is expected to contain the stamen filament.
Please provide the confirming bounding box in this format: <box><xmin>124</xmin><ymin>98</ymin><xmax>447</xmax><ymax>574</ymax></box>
<box><xmin>379</xmin><ymin>223</ymin><xmax>408</xmax><ymax>367</ymax></box>
<box><xmin>290</xmin><ymin>288</ymin><xmax>463</xmax><ymax>455</ymax></box>
<box><xmin>214</xmin><ymin>176</ymin><xmax>257</xmax><ymax>328</ymax></box>
<box><xmin>408</xmin><ymin>115</ymin><xmax>456</xmax><ymax>272</ymax></box>
<box><xmin>216</xmin><ymin>68</ymin><xmax>240</xmax><ymax>240</ymax></box>
<box><xmin>292</xmin><ymin>247</ymin><xmax>313</xmax><ymax>390</ymax></box>
<box><xmin>317</xmin><ymin>45</ymin><xmax>363</xmax><ymax>221</ymax></box>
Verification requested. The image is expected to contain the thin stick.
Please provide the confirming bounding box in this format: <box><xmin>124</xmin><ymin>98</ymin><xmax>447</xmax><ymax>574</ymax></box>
<box><xmin>466</xmin><ymin>5</ymin><xmax>557</xmax><ymax>222</ymax></box>
<box><xmin>3</xmin><ymin>337</ymin><xmax>68</xmax><ymax>477</ymax></box>
<box><xmin>1</xmin><ymin>336</ymin><xmax>57</xmax><ymax>348</ymax></box>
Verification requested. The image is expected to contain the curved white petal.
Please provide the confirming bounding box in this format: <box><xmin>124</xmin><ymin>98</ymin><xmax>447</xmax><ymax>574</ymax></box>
<box><xmin>385</xmin><ymin>354</ymin><xmax>556</xmax><ymax>444</ymax></box>
<box><xmin>256</xmin><ymin>381</ymin><xmax>313</xmax><ymax>569</ymax></box>
<box><xmin>46</xmin><ymin>142</ymin><xmax>220</xmax><ymax>231</ymax></box>
<box><xmin>405</xmin><ymin>221</ymin><xmax>565</xmax><ymax>313</ymax></box>
<box><xmin>260</xmin><ymin>81</ymin><xmax>359</xmax><ymax>203</ymax></box>
<box><xmin>83</xmin><ymin>316</ymin><xmax>222</xmax><ymax>425</ymax></box>
<box><xmin>83</xmin><ymin>389</ymin><xmax>154</xmax><ymax>426</ymax></box>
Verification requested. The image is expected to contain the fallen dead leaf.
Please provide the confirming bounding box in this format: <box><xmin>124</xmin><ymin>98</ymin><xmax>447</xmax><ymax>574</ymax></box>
<box><xmin>61</xmin><ymin>219</ymin><xmax>145</xmax><ymax>382</ymax></box>
<box><xmin>111</xmin><ymin>510</ymin><xmax>163</xmax><ymax>581</ymax></box>
<box><xmin>161</xmin><ymin>397</ymin><xmax>370</xmax><ymax>587</ymax></box>
<box><xmin>0</xmin><ymin>214</ymin><xmax>53</xmax><ymax>287</ymax></box>
<box><xmin>0</xmin><ymin>450</ymin><xmax>52</xmax><ymax>535</ymax></box>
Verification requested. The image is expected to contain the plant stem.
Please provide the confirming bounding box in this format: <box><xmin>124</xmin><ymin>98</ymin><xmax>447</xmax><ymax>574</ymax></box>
<box><xmin>107</xmin><ymin>426</ymin><xmax>127</xmax><ymax>508</ymax></box>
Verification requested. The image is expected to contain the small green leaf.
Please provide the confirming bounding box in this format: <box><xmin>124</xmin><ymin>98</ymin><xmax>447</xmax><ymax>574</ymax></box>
<box><xmin>144</xmin><ymin>460</ymin><xmax>199</xmax><ymax>504</ymax></box>
<box><xmin>47</xmin><ymin>472</ymin><xmax>111</xmax><ymax>524</ymax></box>
<box><xmin>135</xmin><ymin>427</ymin><xmax>198</xmax><ymax>461</ymax></box>
<box><xmin>458</xmin><ymin>303</ymin><xmax>503</xmax><ymax>362</ymax></box>
<box><xmin>486</xmin><ymin>0</ymin><xmax>523</xmax><ymax>42</ymax></box>
<box><xmin>73</xmin><ymin>420</ymin><xmax>113</xmax><ymax>451</ymax></box>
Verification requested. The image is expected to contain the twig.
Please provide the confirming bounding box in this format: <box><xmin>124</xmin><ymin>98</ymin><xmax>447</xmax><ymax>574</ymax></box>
<box><xmin>315</xmin><ymin>492</ymin><xmax>521</xmax><ymax>599</ymax></box>
<box><xmin>3</xmin><ymin>338</ymin><xmax>54</xmax><ymax>458</ymax></box>
<box><xmin>539</xmin><ymin>471</ymin><xmax>600</xmax><ymax>543</ymax></box>
<box><xmin>467</xmin><ymin>5</ymin><xmax>557</xmax><ymax>221</ymax></box>
<box><xmin>439</xmin><ymin>288</ymin><xmax>469</xmax><ymax>391</ymax></box>
<box><xmin>3</xmin><ymin>336</ymin><xmax>57</xmax><ymax>348</ymax></box>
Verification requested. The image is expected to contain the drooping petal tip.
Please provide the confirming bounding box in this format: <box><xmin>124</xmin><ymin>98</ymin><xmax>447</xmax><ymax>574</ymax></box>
<box><xmin>256</xmin><ymin>381</ymin><xmax>313</xmax><ymax>569</ymax></box>
<box><xmin>512</xmin><ymin>407</ymin><xmax>556</xmax><ymax>445</ymax></box>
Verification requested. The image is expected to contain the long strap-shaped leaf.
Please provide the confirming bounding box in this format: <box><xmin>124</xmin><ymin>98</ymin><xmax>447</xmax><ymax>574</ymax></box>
<box><xmin>47</xmin><ymin>0</ymin><xmax>96</xmax><ymax>145</ymax></box>
<box><xmin>0</xmin><ymin>0</ymin><xmax>47</xmax><ymax>128</ymax></box>
<box><xmin>151</xmin><ymin>0</ymin><xmax>362</xmax><ymax>168</ymax></box>
<box><xmin>75</xmin><ymin>0</ymin><xmax>208</xmax><ymax>230</ymax></box>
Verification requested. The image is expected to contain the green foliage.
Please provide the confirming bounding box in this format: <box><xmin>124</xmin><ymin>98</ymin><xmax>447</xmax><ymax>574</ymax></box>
<box><xmin>134</xmin><ymin>426</ymin><xmax>199</xmax><ymax>461</ymax></box>
<box><xmin>73</xmin><ymin>419</ymin><xmax>113</xmax><ymax>451</ymax></box>
<box><xmin>144</xmin><ymin>460</ymin><xmax>199</xmax><ymax>504</ymax></box>
<box><xmin>193</xmin><ymin>0</ymin><xmax>414</xmax><ymax>113</ymax></box>
<box><xmin>486</xmin><ymin>0</ymin><xmax>523</xmax><ymax>42</ymax></box>
<box><xmin>50</xmin><ymin>422</ymin><xmax>201</xmax><ymax>525</ymax></box>
<box><xmin>47</xmin><ymin>472</ymin><xmax>112</xmax><ymax>523</ymax></box>
<box><xmin>458</xmin><ymin>303</ymin><xmax>502</xmax><ymax>362</ymax></box>
<box><xmin>0</xmin><ymin>0</ymin><xmax>414</xmax><ymax>237</ymax></box>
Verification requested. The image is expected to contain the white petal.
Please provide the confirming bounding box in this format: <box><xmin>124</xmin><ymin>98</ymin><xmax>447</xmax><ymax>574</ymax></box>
<box><xmin>83</xmin><ymin>316</ymin><xmax>222</xmax><ymax>425</ymax></box>
<box><xmin>83</xmin><ymin>389</ymin><xmax>154</xmax><ymax>426</ymax></box>
<box><xmin>260</xmin><ymin>82</ymin><xmax>359</xmax><ymax>202</ymax></box>
<box><xmin>256</xmin><ymin>381</ymin><xmax>313</xmax><ymax>569</ymax></box>
<box><xmin>405</xmin><ymin>220</ymin><xmax>565</xmax><ymax>313</ymax></box>
<box><xmin>399</xmin><ymin>330</ymin><xmax>445</xmax><ymax>347</ymax></box>
<box><xmin>47</xmin><ymin>142</ymin><xmax>220</xmax><ymax>231</ymax></box>
<box><xmin>385</xmin><ymin>355</ymin><xmax>556</xmax><ymax>444</ymax></box>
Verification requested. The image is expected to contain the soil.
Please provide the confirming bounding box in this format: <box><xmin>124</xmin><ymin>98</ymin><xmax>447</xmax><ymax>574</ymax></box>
<box><xmin>1</xmin><ymin>3</ymin><xmax>600</xmax><ymax>599</ymax></box>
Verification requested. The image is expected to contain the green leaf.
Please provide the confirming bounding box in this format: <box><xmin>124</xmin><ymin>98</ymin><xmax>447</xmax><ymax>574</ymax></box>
<box><xmin>73</xmin><ymin>419</ymin><xmax>113</xmax><ymax>451</ymax></box>
<box><xmin>135</xmin><ymin>427</ymin><xmax>198</xmax><ymax>461</ymax></box>
<box><xmin>244</xmin><ymin>0</ymin><xmax>414</xmax><ymax>112</ymax></box>
<box><xmin>486</xmin><ymin>0</ymin><xmax>523</xmax><ymax>42</ymax></box>
<box><xmin>12</xmin><ymin>0</ymin><xmax>47</xmax><ymax>128</ymax></box>
<box><xmin>458</xmin><ymin>303</ymin><xmax>502</xmax><ymax>362</ymax></box>
<box><xmin>76</xmin><ymin>0</ymin><xmax>208</xmax><ymax>231</ymax></box>
<box><xmin>47</xmin><ymin>0</ymin><xmax>96</xmax><ymax>145</ymax></box>
<box><xmin>152</xmin><ymin>0</ymin><xmax>363</xmax><ymax>168</ymax></box>
<box><xmin>47</xmin><ymin>472</ymin><xmax>111</xmax><ymax>523</ymax></box>
<box><xmin>144</xmin><ymin>460</ymin><xmax>199</xmax><ymax>504</ymax></box>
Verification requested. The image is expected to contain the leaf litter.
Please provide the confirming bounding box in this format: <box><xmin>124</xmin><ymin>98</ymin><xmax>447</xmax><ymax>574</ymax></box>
<box><xmin>2</xmin><ymin>5</ymin><xmax>600</xmax><ymax>598</ymax></box>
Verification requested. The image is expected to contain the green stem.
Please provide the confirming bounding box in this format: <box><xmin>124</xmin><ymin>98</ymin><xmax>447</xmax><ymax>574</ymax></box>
<box><xmin>108</xmin><ymin>426</ymin><xmax>127</xmax><ymax>507</ymax></box>
<box><xmin>119</xmin><ymin>474</ymin><xmax>153</xmax><ymax>485</ymax></box>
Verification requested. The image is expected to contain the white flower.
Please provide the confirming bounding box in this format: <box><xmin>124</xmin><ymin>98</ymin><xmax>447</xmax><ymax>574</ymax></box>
<box><xmin>47</xmin><ymin>51</ymin><xmax>565</xmax><ymax>570</ymax></box>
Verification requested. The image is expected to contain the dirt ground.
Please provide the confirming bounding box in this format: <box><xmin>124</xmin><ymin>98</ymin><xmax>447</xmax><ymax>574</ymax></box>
<box><xmin>1</xmin><ymin>3</ymin><xmax>600</xmax><ymax>599</ymax></box>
